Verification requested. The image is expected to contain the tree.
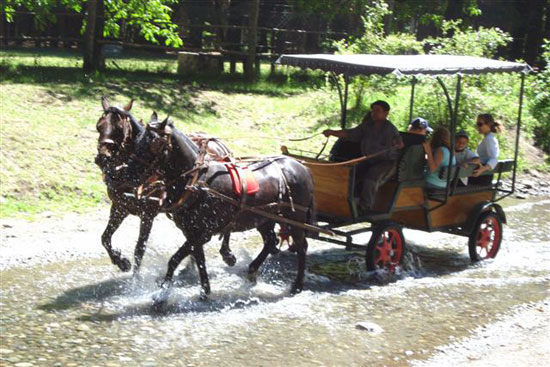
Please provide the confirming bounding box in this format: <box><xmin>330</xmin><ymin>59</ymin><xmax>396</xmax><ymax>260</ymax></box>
<box><xmin>244</xmin><ymin>0</ymin><xmax>260</xmax><ymax>82</ymax></box>
<box><xmin>2</xmin><ymin>0</ymin><xmax>183</xmax><ymax>72</ymax></box>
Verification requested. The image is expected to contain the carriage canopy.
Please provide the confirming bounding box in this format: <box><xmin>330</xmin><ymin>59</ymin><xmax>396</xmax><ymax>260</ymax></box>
<box><xmin>275</xmin><ymin>54</ymin><xmax>532</xmax><ymax>76</ymax></box>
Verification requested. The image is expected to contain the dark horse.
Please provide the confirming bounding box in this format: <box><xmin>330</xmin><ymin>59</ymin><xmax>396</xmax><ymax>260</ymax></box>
<box><xmin>95</xmin><ymin>97</ymin><xmax>238</xmax><ymax>273</ymax></box>
<box><xmin>127</xmin><ymin>116</ymin><xmax>315</xmax><ymax>296</ymax></box>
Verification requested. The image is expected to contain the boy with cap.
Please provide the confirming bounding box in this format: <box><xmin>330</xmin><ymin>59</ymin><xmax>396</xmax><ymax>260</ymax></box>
<box><xmin>408</xmin><ymin>117</ymin><xmax>433</xmax><ymax>136</ymax></box>
<box><xmin>401</xmin><ymin>117</ymin><xmax>432</xmax><ymax>147</ymax></box>
<box><xmin>455</xmin><ymin>130</ymin><xmax>480</xmax><ymax>186</ymax></box>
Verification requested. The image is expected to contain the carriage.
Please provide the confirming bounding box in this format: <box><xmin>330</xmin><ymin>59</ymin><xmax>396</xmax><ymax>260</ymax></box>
<box><xmin>275</xmin><ymin>54</ymin><xmax>532</xmax><ymax>271</ymax></box>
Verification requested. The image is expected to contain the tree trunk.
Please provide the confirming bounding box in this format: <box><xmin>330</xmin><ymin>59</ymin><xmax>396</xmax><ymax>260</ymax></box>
<box><xmin>524</xmin><ymin>0</ymin><xmax>545</xmax><ymax>65</ymax></box>
<box><xmin>245</xmin><ymin>0</ymin><xmax>260</xmax><ymax>82</ymax></box>
<box><xmin>83</xmin><ymin>0</ymin><xmax>98</xmax><ymax>72</ymax></box>
<box><xmin>93</xmin><ymin>0</ymin><xmax>105</xmax><ymax>71</ymax></box>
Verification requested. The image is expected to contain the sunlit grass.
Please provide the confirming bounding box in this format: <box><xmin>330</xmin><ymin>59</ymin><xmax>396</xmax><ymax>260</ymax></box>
<box><xmin>0</xmin><ymin>47</ymin><xmax>546</xmax><ymax>219</ymax></box>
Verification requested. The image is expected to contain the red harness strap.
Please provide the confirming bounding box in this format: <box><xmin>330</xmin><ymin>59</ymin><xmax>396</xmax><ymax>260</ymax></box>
<box><xmin>225</xmin><ymin>164</ymin><xmax>259</xmax><ymax>196</ymax></box>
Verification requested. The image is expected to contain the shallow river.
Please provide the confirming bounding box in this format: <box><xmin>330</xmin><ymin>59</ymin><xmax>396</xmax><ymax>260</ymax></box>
<box><xmin>1</xmin><ymin>197</ymin><xmax>549</xmax><ymax>367</ymax></box>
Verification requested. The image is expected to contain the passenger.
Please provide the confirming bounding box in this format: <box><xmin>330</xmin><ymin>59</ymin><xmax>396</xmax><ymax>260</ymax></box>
<box><xmin>423</xmin><ymin>127</ymin><xmax>456</xmax><ymax>189</ymax></box>
<box><xmin>454</xmin><ymin>130</ymin><xmax>480</xmax><ymax>186</ymax></box>
<box><xmin>323</xmin><ymin>100</ymin><xmax>404</xmax><ymax>211</ymax></box>
<box><xmin>401</xmin><ymin>117</ymin><xmax>432</xmax><ymax>147</ymax></box>
<box><xmin>470</xmin><ymin>113</ymin><xmax>502</xmax><ymax>186</ymax></box>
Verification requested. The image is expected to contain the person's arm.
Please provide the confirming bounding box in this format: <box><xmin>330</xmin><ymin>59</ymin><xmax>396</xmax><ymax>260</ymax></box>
<box><xmin>473</xmin><ymin>137</ymin><xmax>499</xmax><ymax>176</ymax></box>
<box><xmin>322</xmin><ymin>129</ymin><xmax>349</xmax><ymax>139</ymax></box>
<box><xmin>423</xmin><ymin>143</ymin><xmax>443</xmax><ymax>172</ymax></box>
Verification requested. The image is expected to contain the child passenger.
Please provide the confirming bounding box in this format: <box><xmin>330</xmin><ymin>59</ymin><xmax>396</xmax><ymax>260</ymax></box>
<box><xmin>454</xmin><ymin>130</ymin><xmax>479</xmax><ymax>186</ymax></box>
<box><xmin>423</xmin><ymin>127</ymin><xmax>456</xmax><ymax>189</ymax></box>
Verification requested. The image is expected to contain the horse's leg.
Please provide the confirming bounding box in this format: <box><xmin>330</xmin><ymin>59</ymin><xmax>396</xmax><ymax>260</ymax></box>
<box><xmin>219</xmin><ymin>233</ymin><xmax>237</xmax><ymax>266</ymax></box>
<box><xmin>101</xmin><ymin>205</ymin><xmax>131</xmax><ymax>272</ymax></box>
<box><xmin>290</xmin><ymin>228</ymin><xmax>308</xmax><ymax>294</ymax></box>
<box><xmin>248</xmin><ymin>222</ymin><xmax>278</xmax><ymax>283</ymax></box>
<box><xmin>133</xmin><ymin>213</ymin><xmax>155</xmax><ymax>275</ymax></box>
<box><xmin>193</xmin><ymin>244</ymin><xmax>211</xmax><ymax>298</ymax></box>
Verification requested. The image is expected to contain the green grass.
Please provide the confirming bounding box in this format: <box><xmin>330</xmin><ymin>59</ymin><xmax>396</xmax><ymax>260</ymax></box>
<box><xmin>0</xmin><ymin>47</ymin><xmax>343</xmax><ymax>219</ymax></box>
<box><xmin>0</xmin><ymin>47</ymin><xmax>547</xmax><ymax>219</ymax></box>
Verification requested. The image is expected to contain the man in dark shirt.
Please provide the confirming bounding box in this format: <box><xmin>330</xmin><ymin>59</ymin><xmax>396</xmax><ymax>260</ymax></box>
<box><xmin>323</xmin><ymin>100</ymin><xmax>404</xmax><ymax>212</ymax></box>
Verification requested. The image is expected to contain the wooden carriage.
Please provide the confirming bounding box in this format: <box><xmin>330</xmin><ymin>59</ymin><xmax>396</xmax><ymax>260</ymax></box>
<box><xmin>276</xmin><ymin>54</ymin><xmax>531</xmax><ymax>270</ymax></box>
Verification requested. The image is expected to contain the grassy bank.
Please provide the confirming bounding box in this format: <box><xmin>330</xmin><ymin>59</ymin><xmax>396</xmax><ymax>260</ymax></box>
<box><xmin>0</xmin><ymin>48</ymin><xmax>546</xmax><ymax>219</ymax></box>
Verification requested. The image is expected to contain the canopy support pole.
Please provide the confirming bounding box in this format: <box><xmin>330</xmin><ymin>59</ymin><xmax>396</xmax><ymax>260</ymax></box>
<box><xmin>512</xmin><ymin>72</ymin><xmax>525</xmax><ymax>193</ymax></box>
<box><xmin>430</xmin><ymin>75</ymin><xmax>461</xmax><ymax>213</ymax></box>
<box><xmin>436</xmin><ymin>76</ymin><xmax>454</xmax><ymax>123</ymax></box>
<box><xmin>331</xmin><ymin>72</ymin><xmax>350</xmax><ymax>129</ymax></box>
<box><xmin>447</xmin><ymin>74</ymin><xmax>462</xmax><ymax>197</ymax></box>
<box><xmin>409</xmin><ymin>76</ymin><xmax>417</xmax><ymax>123</ymax></box>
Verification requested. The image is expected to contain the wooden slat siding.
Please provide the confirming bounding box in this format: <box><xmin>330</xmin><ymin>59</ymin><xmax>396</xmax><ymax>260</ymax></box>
<box><xmin>391</xmin><ymin>209</ymin><xmax>428</xmax><ymax>228</ymax></box>
<box><xmin>427</xmin><ymin>191</ymin><xmax>493</xmax><ymax>228</ymax></box>
<box><xmin>304</xmin><ymin>163</ymin><xmax>353</xmax><ymax>218</ymax></box>
<box><xmin>372</xmin><ymin>182</ymin><xmax>397</xmax><ymax>212</ymax></box>
<box><xmin>394</xmin><ymin>187</ymin><xmax>425</xmax><ymax>208</ymax></box>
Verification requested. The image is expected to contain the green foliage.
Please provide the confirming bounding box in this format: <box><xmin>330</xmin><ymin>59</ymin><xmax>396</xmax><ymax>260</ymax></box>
<box><xmin>332</xmin><ymin>0</ymin><xmax>423</xmax><ymax>108</ymax></box>
<box><xmin>425</xmin><ymin>20</ymin><xmax>512</xmax><ymax>57</ymax></box>
<box><xmin>2</xmin><ymin>0</ymin><xmax>183</xmax><ymax>47</ymax></box>
<box><xmin>531</xmin><ymin>39</ymin><xmax>550</xmax><ymax>156</ymax></box>
<box><xmin>102</xmin><ymin>0</ymin><xmax>182</xmax><ymax>47</ymax></box>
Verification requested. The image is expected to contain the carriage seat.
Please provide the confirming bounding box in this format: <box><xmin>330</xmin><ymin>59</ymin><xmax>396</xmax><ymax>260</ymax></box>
<box><xmin>396</xmin><ymin>144</ymin><xmax>426</xmax><ymax>182</ymax></box>
<box><xmin>328</xmin><ymin>138</ymin><xmax>362</xmax><ymax>162</ymax></box>
<box><xmin>430</xmin><ymin>159</ymin><xmax>515</xmax><ymax>196</ymax></box>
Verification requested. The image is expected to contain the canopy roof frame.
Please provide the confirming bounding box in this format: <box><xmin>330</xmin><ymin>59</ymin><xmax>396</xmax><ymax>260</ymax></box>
<box><xmin>276</xmin><ymin>53</ymin><xmax>531</xmax><ymax>202</ymax></box>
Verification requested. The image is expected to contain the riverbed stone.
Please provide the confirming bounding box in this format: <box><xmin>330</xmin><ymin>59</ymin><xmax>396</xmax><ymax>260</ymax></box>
<box><xmin>356</xmin><ymin>321</ymin><xmax>384</xmax><ymax>334</ymax></box>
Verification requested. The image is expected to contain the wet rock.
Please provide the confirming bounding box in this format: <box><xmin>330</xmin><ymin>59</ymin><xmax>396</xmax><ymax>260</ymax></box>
<box><xmin>356</xmin><ymin>321</ymin><xmax>384</xmax><ymax>334</ymax></box>
<box><xmin>405</xmin><ymin>350</ymin><xmax>414</xmax><ymax>356</ymax></box>
<box><xmin>76</xmin><ymin>324</ymin><xmax>90</xmax><ymax>332</ymax></box>
<box><xmin>0</xmin><ymin>349</ymin><xmax>14</xmax><ymax>354</ymax></box>
<box><xmin>14</xmin><ymin>363</ymin><xmax>34</xmax><ymax>367</ymax></box>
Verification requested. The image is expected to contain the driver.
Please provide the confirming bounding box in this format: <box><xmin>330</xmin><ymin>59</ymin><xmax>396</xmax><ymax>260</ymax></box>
<box><xmin>323</xmin><ymin>100</ymin><xmax>404</xmax><ymax>212</ymax></box>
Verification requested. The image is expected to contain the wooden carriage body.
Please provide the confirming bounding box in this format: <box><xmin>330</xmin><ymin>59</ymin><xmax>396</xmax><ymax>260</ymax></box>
<box><xmin>285</xmin><ymin>144</ymin><xmax>514</xmax><ymax>236</ymax></box>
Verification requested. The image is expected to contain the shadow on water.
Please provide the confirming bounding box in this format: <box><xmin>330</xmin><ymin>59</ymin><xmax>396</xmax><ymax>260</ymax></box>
<box><xmin>37</xmin><ymin>241</ymin><xmax>472</xmax><ymax>321</ymax></box>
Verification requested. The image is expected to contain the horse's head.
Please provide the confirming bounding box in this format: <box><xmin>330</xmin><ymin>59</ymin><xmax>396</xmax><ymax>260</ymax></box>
<box><xmin>125</xmin><ymin>112</ymin><xmax>173</xmax><ymax>184</ymax></box>
<box><xmin>95</xmin><ymin>96</ymin><xmax>140</xmax><ymax>171</ymax></box>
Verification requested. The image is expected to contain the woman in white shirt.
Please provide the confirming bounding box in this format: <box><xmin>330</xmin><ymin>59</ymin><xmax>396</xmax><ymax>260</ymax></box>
<box><xmin>470</xmin><ymin>113</ymin><xmax>502</xmax><ymax>186</ymax></box>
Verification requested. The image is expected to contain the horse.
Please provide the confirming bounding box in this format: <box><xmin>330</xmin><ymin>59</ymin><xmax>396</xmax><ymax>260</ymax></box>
<box><xmin>126</xmin><ymin>114</ymin><xmax>315</xmax><ymax>297</ymax></box>
<box><xmin>95</xmin><ymin>97</ymin><xmax>238</xmax><ymax>274</ymax></box>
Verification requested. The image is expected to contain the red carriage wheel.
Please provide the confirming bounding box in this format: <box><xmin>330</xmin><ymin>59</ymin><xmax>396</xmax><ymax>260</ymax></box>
<box><xmin>366</xmin><ymin>223</ymin><xmax>406</xmax><ymax>272</ymax></box>
<box><xmin>468</xmin><ymin>211</ymin><xmax>503</xmax><ymax>262</ymax></box>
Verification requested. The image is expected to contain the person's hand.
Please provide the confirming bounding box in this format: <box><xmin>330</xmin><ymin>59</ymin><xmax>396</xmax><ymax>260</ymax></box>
<box><xmin>322</xmin><ymin>129</ymin><xmax>333</xmax><ymax>137</ymax></box>
<box><xmin>472</xmin><ymin>165</ymin><xmax>488</xmax><ymax>177</ymax></box>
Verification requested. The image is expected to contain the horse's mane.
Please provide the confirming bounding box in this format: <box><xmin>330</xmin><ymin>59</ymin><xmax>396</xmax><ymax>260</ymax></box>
<box><xmin>170</xmin><ymin>125</ymin><xmax>200</xmax><ymax>155</ymax></box>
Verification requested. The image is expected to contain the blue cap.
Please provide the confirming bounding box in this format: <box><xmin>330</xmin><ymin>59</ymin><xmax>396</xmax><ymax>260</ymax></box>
<box><xmin>456</xmin><ymin>130</ymin><xmax>469</xmax><ymax>139</ymax></box>
<box><xmin>410</xmin><ymin>117</ymin><xmax>433</xmax><ymax>133</ymax></box>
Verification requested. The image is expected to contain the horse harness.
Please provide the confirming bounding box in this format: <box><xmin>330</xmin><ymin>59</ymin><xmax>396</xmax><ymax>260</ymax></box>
<box><xmin>130</xmin><ymin>130</ymin><xmax>329</xmax><ymax>234</ymax></box>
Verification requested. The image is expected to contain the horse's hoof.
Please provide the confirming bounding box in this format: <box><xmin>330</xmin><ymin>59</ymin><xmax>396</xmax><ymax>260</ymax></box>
<box><xmin>156</xmin><ymin>277</ymin><xmax>173</xmax><ymax>289</ymax></box>
<box><xmin>118</xmin><ymin>258</ymin><xmax>132</xmax><ymax>272</ymax></box>
<box><xmin>199</xmin><ymin>291</ymin><xmax>209</xmax><ymax>302</ymax></box>
<box><xmin>222</xmin><ymin>254</ymin><xmax>237</xmax><ymax>267</ymax></box>
<box><xmin>247</xmin><ymin>271</ymin><xmax>257</xmax><ymax>284</ymax></box>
